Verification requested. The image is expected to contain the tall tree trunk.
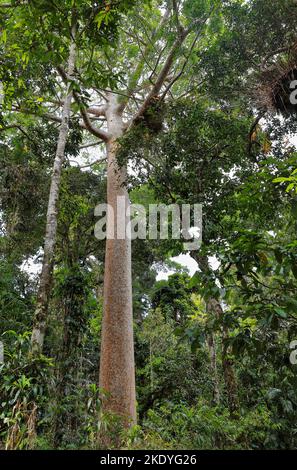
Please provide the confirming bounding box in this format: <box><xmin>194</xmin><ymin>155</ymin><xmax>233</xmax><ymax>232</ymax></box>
<box><xmin>207</xmin><ymin>298</ymin><xmax>239</xmax><ymax>415</ymax></box>
<box><xmin>221</xmin><ymin>321</ymin><xmax>239</xmax><ymax>416</ymax></box>
<box><xmin>31</xmin><ymin>27</ymin><xmax>76</xmax><ymax>353</ymax></box>
<box><xmin>192</xmin><ymin>253</ymin><xmax>239</xmax><ymax>415</ymax></box>
<box><xmin>206</xmin><ymin>329</ymin><xmax>220</xmax><ymax>405</ymax></box>
<box><xmin>99</xmin><ymin>93</ymin><xmax>136</xmax><ymax>425</ymax></box>
<box><xmin>53</xmin><ymin>267</ymin><xmax>86</xmax><ymax>447</ymax></box>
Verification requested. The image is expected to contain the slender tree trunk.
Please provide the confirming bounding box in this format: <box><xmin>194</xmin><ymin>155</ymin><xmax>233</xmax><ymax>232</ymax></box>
<box><xmin>99</xmin><ymin>93</ymin><xmax>136</xmax><ymax>425</ymax></box>
<box><xmin>53</xmin><ymin>267</ymin><xmax>86</xmax><ymax>447</ymax></box>
<box><xmin>192</xmin><ymin>253</ymin><xmax>239</xmax><ymax>415</ymax></box>
<box><xmin>206</xmin><ymin>330</ymin><xmax>220</xmax><ymax>405</ymax></box>
<box><xmin>221</xmin><ymin>322</ymin><xmax>239</xmax><ymax>416</ymax></box>
<box><xmin>207</xmin><ymin>298</ymin><xmax>239</xmax><ymax>415</ymax></box>
<box><xmin>31</xmin><ymin>27</ymin><xmax>76</xmax><ymax>353</ymax></box>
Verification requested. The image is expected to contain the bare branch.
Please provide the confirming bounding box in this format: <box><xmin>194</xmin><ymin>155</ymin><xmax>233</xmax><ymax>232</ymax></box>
<box><xmin>78</xmin><ymin>157</ymin><xmax>107</xmax><ymax>169</ymax></box>
<box><xmin>79</xmin><ymin>140</ymin><xmax>103</xmax><ymax>150</ymax></box>
<box><xmin>160</xmin><ymin>32</ymin><xmax>200</xmax><ymax>101</ymax></box>
<box><xmin>131</xmin><ymin>3</ymin><xmax>218</xmax><ymax>123</ymax></box>
<box><xmin>68</xmin><ymin>156</ymin><xmax>107</xmax><ymax>169</ymax></box>
<box><xmin>149</xmin><ymin>42</ymin><xmax>168</xmax><ymax>83</ymax></box>
<box><xmin>56</xmin><ymin>65</ymin><xmax>110</xmax><ymax>142</ymax></box>
<box><xmin>87</xmin><ymin>106</ymin><xmax>107</xmax><ymax>117</ymax></box>
<box><xmin>79</xmin><ymin>106</ymin><xmax>110</xmax><ymax>142</ymax></box>
<box><xmin>131</xmin><ymin>29</ymin><xmax>188</xmax><ymax>124</ymax></box>
<box><xmin>118</xmin><ymin>7</ymin><xmax>171</xmax><ymax>112</ymax></box>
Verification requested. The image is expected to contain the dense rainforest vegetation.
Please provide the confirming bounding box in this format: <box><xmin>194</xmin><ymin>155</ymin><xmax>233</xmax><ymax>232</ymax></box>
<box><xmin>0</xmin><ymin>0</ymin><xmax>297</xmax><ymax>451</ymax></box>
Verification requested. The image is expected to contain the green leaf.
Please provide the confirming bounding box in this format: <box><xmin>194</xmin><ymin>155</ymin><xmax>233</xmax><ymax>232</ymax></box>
<box><xmin>274</xmin><ymin>307</ymin><xmax>287</xmax><ymax>319</ymax></box>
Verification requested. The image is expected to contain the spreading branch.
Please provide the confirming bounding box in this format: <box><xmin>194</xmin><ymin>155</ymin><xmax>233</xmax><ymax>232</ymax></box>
<box><xmin>131</xmin><ymin>3</ymin><xmax>217</xmax><ymax>124</ymax></box>
<box><xmin>160</xmin><ymin>31</ymin><xmax>200</xmax><ymax>101</ymax></box>
<box><xmin>131</xmin><ymin>29</ymin><xmax>188</xmax><ymax>125</ymax></box>
<box><xmin>118</xmin><ymin>7</ymin><xmax>171</xmax><ymax>113</ymax></box>
<box><xmin>56</xmin><ymin>65</ymin><xmax>110</xmax><ymax>142</ymax></box>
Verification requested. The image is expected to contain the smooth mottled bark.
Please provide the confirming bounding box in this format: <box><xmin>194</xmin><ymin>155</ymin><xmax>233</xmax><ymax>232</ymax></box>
<box><xmin>99</xmin><ymin>93</ymin><xmax>136</xmax><ymax>425</ymax></box>
<box><xmin>97</xmin><ymin>15</ymin><xmax>195</xmax><ymax>427</ymax></box>
<box><xmin>31</xmin><ymin>27</ymin><xmax>76</xmax><ymax>353</ymax></box>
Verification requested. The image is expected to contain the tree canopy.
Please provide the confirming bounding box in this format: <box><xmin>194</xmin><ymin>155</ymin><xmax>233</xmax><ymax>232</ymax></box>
<box><xmin>1</xmin><ymin>0</ymin><xmax>297</xmax><ymax>452</ymax></box>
